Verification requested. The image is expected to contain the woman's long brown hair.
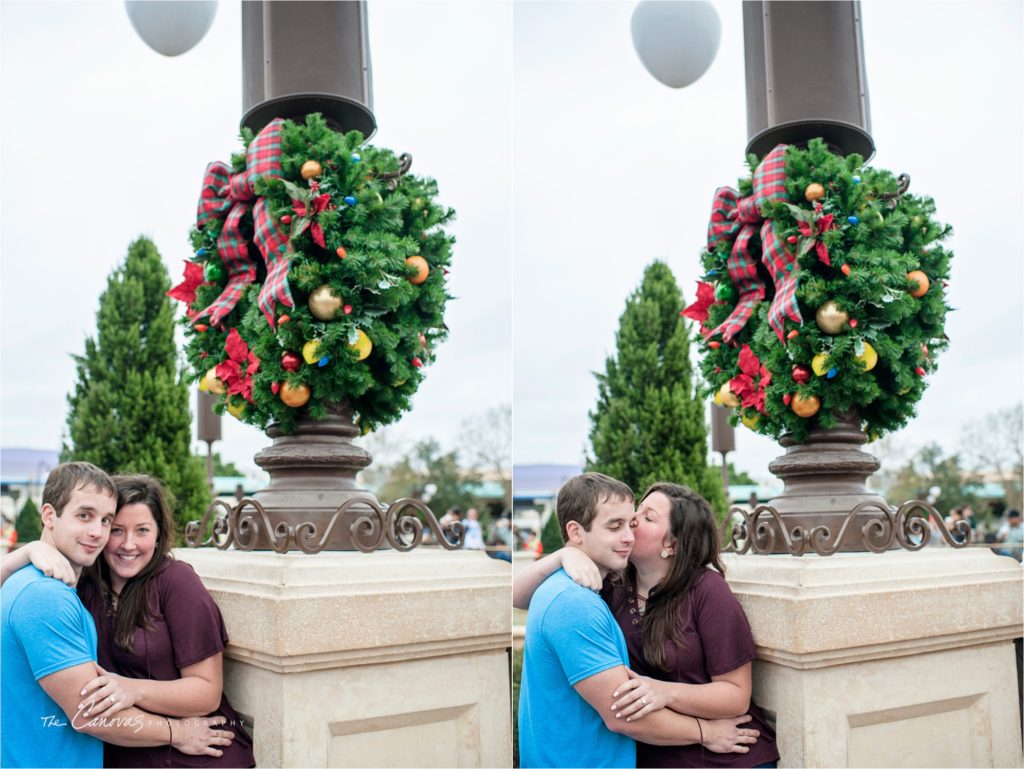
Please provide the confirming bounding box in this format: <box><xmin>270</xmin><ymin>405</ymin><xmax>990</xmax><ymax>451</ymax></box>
<box><xmin>83</xmin><ymin>475</ymin><xmax>177</xmax><ymax>653</ymax></box>
<box><xmin>636</xmin><ymin>482</ymin><xmax>725</xmax><ymax>672</ymax></box>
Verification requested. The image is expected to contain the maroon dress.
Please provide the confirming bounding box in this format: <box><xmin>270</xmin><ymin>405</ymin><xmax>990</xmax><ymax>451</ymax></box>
<box><xmin>602</xmin><ymin>568</ymin><xmax>779</xmax><ymax>768</ymax></box>
<box><xmin>79</xmin><ymin>560</ymin><xmax>255</xmax><ymax>768</ymax></box>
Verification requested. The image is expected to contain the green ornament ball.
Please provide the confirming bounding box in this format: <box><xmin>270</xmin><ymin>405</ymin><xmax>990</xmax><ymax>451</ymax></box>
<box><xmin>714</xmin><ymin>282</ymin><xmax>736</xmax><ymax>302</ymax></box>
<box><xmin>204</xmin><ymin>261</ymin><xmax>226</xmax><ymax>283</ymax></box>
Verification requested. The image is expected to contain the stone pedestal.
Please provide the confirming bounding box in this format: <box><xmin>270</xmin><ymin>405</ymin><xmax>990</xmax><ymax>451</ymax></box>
<box><xmin>175</xmin><ymin>548</ymin><xmax>511</xmax><ymax>768</ymax></box>
<box><xmin>723</xmin><ymin>549</ymin><xmax>1023</xmax><ymax>768</ymax></box>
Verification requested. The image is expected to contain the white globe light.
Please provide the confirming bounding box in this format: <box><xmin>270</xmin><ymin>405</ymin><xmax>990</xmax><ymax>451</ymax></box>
<box><xmin>630</xmin><ymin>0</ymin><xmax>721</xmax><ymax>89</ymax></box>
<box><xmin>125</xmin><ymin>0</ymin><xmax>218</xmax><ymax>57</ymax></box>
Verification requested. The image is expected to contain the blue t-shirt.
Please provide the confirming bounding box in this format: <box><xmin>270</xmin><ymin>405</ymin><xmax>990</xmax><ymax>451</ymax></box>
<box><xmin>1</xmin><ymin>566</ymin><xmax>103</xmax><ymax>768</ymax></box>
<box><xmin>518</xmin><ymin>569</ymin><xmax>635</xmax><ymax>768</ymax></box>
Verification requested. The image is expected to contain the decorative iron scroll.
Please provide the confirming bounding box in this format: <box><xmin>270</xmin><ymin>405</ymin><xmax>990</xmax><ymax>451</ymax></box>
<box><xmin>720</xmin><ymin>499</ymin><xmax>971</xmax><ymax>556</ymax></box>
<box><xmin>379</xmin><ymin>153</ymin><xmax>413</xmax><ymax>191</ymax></box>
<box><xmin>184</xmin><ymin>495</ymin><xmax>464</xmax><ymax>554</ymax></box>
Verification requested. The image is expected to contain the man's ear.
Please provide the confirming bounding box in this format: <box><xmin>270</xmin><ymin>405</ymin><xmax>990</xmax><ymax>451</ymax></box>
<box><xmin>564</xmin><ymin>519</ymin><xmax>585</xmax><ymax>546</ymax></box>
<box><xmin>40</xmin><ymin>503</ymin><xmax>58</xmax><ymax>530</ymax></box>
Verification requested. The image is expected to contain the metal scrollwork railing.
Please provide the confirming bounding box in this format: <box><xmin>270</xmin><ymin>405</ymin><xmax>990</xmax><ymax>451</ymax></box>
<box><xmin>184</xmin><ymin>494</ymin><xmax>464</xmax><ymax>554</ymax></box>
<box><xmin>720</xmin><ymin>499</ymin><xmax>971</xmax><ymax>556</ymax></box>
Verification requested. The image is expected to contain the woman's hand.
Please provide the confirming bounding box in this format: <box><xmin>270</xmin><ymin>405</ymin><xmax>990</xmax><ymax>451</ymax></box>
<box><xmin>560</xmin><ymin>547</ymin><xmax>602</xmax><ymax>592</ymax></box>
<box><xmin>79</xmin><ymin>665</ymin><xmax>137</xmax><ymax>719</ymax></box>
<box><xmin>610</xmin><ymin>669</ymin><xmax>670</xmax><ymax>720</ymax></box>
<box><xmin>700</xmin><ymin>714</ymin><xmax>760</xmax><ymax>754</ymax></box>
<box><xmin>170</xmin><ymin>715</ymin><xmax>236</xmax><ymax>757</ymax></box>
<box><xmin>28</xmin><ymin>541</ymin><xmax>76</xmax><ymax>586</ymax></box>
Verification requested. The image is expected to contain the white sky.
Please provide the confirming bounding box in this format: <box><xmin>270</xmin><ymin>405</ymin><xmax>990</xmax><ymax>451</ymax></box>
<box><xmin>2</xmin><ymin>1</ymin><xmax>1022</xmax><ymax>488</ymax></box>
<box><xmin>513</xmin><ymin>0</ymin><xmax>1024</xmax><ymax>484</ymax></box>
<box><xmin>0</xmin><ymin>1</ymin><xmax>512</xmax><ymax>476</ymax></box>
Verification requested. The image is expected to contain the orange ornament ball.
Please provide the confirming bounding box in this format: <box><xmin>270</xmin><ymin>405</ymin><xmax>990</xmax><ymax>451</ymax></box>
<box><xmin>791</xmin><ymin>393</ymin><xmax>821</xmax><ymax>418</ymax></box>
<box><xmin>300</xmin><ymin>160</ymin><xmax>322</xmax><ymax>180</ymax></box>
<box><xmin>804</xmin><ymin>183</ymin><xmax>825</xmax><ymax>202</ymax></box>
<box><xmin>405</xmin><ymin>255</ymin><xmax>429</xmax><ymax>285</ymax></box>
<box><xmin>907</xmin><ymin>270</ymin><xmax>930</xmax><ymax>297</ymax></box>
<box><xmin>280</xmin><ymin>382</ymin><xmax>311</xmax><ymax>408</ymax></box>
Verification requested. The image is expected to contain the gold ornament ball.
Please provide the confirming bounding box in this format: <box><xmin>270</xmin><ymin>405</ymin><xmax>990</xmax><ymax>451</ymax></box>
<box><xmin>815</xmin><ymin>301</ymin><xmax>849</xmax><ymax>335</ymax></box>
<box><xmin>405</xmin><ymin>255</ymin><xmax>430</xmax><ymax>285</ymax></box>
<box><xmin>907</xmin><ymin>270</ymin><xmax>930</xmax><ymax>298</ymax></box>
<box><xmin>348</xmin><ymin>329</ymin><xmax>373</xmax><ymax>361</ymax></box>
<box><xmin>302</xmin><ymin>339</ymin><xmax>323</xmax><ymax>365</ymax></box>
<box><xmin>854</xmin><ymin>342</ymin><xmax>878</xmax><ymax>371</ymax></box>
<box><xmin>741</xmin><ymin>413</ymin><xmax>760</xmax><ymax>430</ymax></box>
<box><xmin>811</xmin><ymin>353</ymin><xmax>831</xmax><ymax>377</ymax></box>
<box><xmin>203</xmin><ymin>367</ymin><xmax>226</xmax><ymax>395</ymax></box>
<box><xmin>718</xmin><ymin>382</ymin><xmax>739</xmax><ymax>409</ymax></box>
<box><xmin>226</xmin><ymin>400</ymin><xmax>246</xmax><ymax>419</ymax></box>
<box><xmin>300</xmin><ymin>160</ymin><xmax>322</xmax><ymax>180</ymax></box>
<box><xmin>804</xmin><ymin>183</ymin><xmax>825</xmax><ymax>202</ymax></box>
<box><xmin>308</xmin><ymin>285</ymin><xmax>343</xmax><ymax>320</ymax></box>
<box><xmin>791</xmin><ymin>393</ymin><xmax>821</xmax><ymax>418</ymax></box>
<box><xmin>280</xmin><ymin>382</ymin><xmax>311</xmax><ymax>408</ymax></box>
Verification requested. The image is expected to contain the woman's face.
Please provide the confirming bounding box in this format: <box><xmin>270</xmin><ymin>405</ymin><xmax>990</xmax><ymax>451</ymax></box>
<box><xmin>629</xmin><ymin>491</ymin><xmax>674</xmax><ymax>563</ymax></box>
<box><xmin>103</xmin><ymin>502</ymin><xmax>159</xmax><ymax>588</ymax></box>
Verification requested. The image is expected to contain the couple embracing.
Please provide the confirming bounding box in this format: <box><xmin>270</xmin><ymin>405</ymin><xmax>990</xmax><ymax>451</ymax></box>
<box><xmin>1</xmin><ymin>461</ymin><xmax>254</xmax><ymax>768</ymax></box>
<box><xmin>516</xmin><ymin>473</ymin><xmax>779</xmax><ymax>768</ymax></box>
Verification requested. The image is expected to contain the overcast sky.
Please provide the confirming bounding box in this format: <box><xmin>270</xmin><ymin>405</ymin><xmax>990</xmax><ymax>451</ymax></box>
<box><xmin>513</xmin><ymin>0</ymin><xmax>1023</xmax><ymax>484</ymax></box>
<box><xmin>1</xmin><ymin>1</ymin><xmax>512</xmax><ymax>476</ymax></box>
<box><xmin>2</xmin><ymin>1</ymin><xmax>1021</xmax><ymax>489</ymax></box>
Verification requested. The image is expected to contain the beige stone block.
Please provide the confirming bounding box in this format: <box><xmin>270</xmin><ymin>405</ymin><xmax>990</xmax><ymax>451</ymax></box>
<box><xmin>723</xmin><ymin>549</ymin><xmax>1023</xmax><ymax>768</ymax></box>
<box><xmin>174</xmin><ymin>548</ymin><xmax>512</xmax><ymax>768</ymax></box>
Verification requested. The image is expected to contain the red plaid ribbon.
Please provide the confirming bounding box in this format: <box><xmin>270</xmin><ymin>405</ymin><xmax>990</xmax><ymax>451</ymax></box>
<box><xmin>705</xmin><ymin>145</ymin><xmax>799</xmax><ymax>343</ymax></box>
<box><xmin>193</xmin><ymin>118</ymin><xmax>294</xmax><ymax>326</ymax></box>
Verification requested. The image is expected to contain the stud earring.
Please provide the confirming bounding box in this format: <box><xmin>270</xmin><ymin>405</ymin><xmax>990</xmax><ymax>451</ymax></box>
<box><xmin>660</xmin><ymin>549</ymin><xmax>670</xmax><ymax>559</ymax></box>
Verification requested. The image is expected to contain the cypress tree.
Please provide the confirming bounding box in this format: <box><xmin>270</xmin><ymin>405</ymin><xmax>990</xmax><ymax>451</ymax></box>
<box><xmin>15</xmin><ymin>498</ymin><xmax>41</xmax><ymax>543</ymax></box>
<box><xmin>63</xmin><ymin>237</ymin><xmax>209</xmax><ymax>535</ymax></box>
<box><xmin>540</xmin><ymin>509</ymin><xmax>563</xmax><ymax>556</ymax></box>
<box><xmin>587</xmin><ymin>261</ymin><xmax>728</xmax><ymax>516</ymax></box>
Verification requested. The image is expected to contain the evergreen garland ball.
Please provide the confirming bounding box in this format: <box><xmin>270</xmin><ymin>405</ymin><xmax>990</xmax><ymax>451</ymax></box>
<box><xmin>308</xmin><ymin>285</ymin><xmax>343</xmax><ymax>320</ymax></box>
<box><xmin>907</xmin><ymin>270</ymin><xmax>930</xmax><ymax>297</ymax></box>
<box><xmin>178</xmin><ymin>114</ymin><xmax>454</xmax><ymax>434</ymax></box>
<box><xmin>280</xmin><ymin>381</ymin><xmax>311</xmax><ymax>408</ymax></box>
<box><xmin>405</xmin><ymin>255</ymin><xmax>429</xmax><ymax>285</ymax></box>
<box><xmin>815</xmin><ymin>301</ymin><xmax>848</xmax><ymax>334</ymax></box>
<box><xmin>693</xmin><ymin>139</ymin><xmax>952</xmax><ymax>443</ymax></box>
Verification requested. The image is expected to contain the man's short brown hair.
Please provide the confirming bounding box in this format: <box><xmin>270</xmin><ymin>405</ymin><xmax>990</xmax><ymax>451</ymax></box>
<box><xmin>555</xmin><ymin>472</ymin><xmax>634</xmax><ymax>543</ymax></box>
<box><xmin>42</xmin><ymin>461</ymin><xmax>117</xmax><ymax>516</ymax></box>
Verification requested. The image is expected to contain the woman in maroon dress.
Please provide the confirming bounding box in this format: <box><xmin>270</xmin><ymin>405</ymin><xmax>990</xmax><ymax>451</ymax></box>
<box><xmin>15</xmin><ymin>475</ymin><xmax>255</xmax><ymax>768</ymax></box>
<box><xmin>513</xmin><ymin>482</ymin><xmax>779</xmax><ymax>769</ymax></box>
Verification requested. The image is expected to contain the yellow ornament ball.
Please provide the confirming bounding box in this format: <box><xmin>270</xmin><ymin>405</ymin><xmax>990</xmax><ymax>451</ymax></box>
<box><xmin>717</xmin><ymin>382</ymin><xmax>739</xmax><ymax>409</ymax></box>
<box><xmin>280</xmin><ymin>382</ymin><xmax>311</xmax><ymax>408</ymax></box>
<box><xmin>348</xmin><ymin>329</ymin><xmax>373</xmax><ymax>361</ymax></box>
<box><xmin>300</xmin><ymin>160</ymin><xmax>322</xmax><ymax>180</ymax></box>
<box><xmin>804</xmin><ymin>183</ymin><xmax>825</xmax><ymax>202</ymax></box>
<box><xmin>302</xmin><ymin>339</ymin><xmax>323</xmax><ymax>365</ymax></box>
<box><xmin>791</xmin><ymin>393</ymin><xmax>821</xmax><ymax>418</ymax></box>
<box><xmin>203</xmin><ymin>367</ymin><xmax>226</xmax><ymax>395</ymax></box>
<box><xmin>308</xmin><ymin>285</ymin><xmax>343</xmax><ymax>321</ymax></box>
<box><xmin>741</xmin><ymin>413</ymin><xmax>760</xmax><ymax>430</ymax></box>
<box><xmin>226</xmin><ymin>400</ymin><xmax>246</xmax><ymax>419</ymax></box>
<box><xmin>811</xmin><ymin>353</ymin><xmax>831</xmax><ymax>377</ymax></box>
<box><xmin>854</xmin><ymin>342</ymin><xmax>878</xmax><ymax>371</ymax></box>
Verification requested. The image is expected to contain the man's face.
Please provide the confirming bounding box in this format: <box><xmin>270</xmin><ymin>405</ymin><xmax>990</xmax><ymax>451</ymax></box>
<box><xmin>40</xmin><ymin>483</ymin><xmax>116</xmax><ymax>574</ymax></box>
<box><xmin>568</xmin><ymin>496</ymin><xmax>635</xmax><ymax>575</ymax></box>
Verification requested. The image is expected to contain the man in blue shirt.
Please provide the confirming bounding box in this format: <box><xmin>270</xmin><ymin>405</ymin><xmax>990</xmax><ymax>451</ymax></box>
<box><xmin>518</xmin><ymin>472</ymin><xmax>754</xmax><ymax>768</ymax></box>
<box><xmin>2</xmin><ymin>462</ymin><xmax>234</xmax><ymax>768</ymax></box>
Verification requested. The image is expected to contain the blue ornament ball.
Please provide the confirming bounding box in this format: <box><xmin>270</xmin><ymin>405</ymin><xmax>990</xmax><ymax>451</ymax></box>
<box><xmin>826</xmin><ymin>367</ymin><xmax>839</xmax><ymax>379</ymax></box>
<box><xmin>847</xmin><ymin>216</ymin><xmax>859</xmax><ymax>225</ymax></box>
<box><xmin>318</xmin><ymin>356</ymin><xmax>330</xmax><ymax>368</ymax></box>
<box><xmin>351</xmin><ymin>153</ymin><xmax>361</xmax><ymax>163</ymax></box>
<box><xmin>344</xmin><ymin>196</ymin><xmax>357</xmax><ymax>207</ymax></box>
<box><xmin>852</xmin><ymin>176</ymin><xmax>861</xmax><ymax>185</ymax></box>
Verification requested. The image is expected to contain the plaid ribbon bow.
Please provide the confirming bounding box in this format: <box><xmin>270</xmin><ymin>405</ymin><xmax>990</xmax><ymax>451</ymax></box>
<box><xmin>193</xmin><ymin>118</ymin><xmax>294</xmax><ymax>327</ymax></box>
<box><xmin>706</xmin><ymin>144</ymin><xmax>801</xmax><ymax>343</ymax></box>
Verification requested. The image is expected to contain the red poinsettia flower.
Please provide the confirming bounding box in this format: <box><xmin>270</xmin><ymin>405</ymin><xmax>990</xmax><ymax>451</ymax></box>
<box><xmin>292</xmin><ymin>193</ymin><xmax>332</xmax><ymax>248</ymax></box>
<box><xmin>215</xmin><ymin>328</ymin><xmax>261</xmax><ymax>403</ymax></box>
<box><xmin>797</xmin><ymin>213</ymin><xmax>835</xmax><ymax>266</ymax></box>
<box><xmin>682</xmin><ymin>281</ymin><xmax>716</xmax><ymax>327</ymax></box>
<box><xmin>167</xmin><ymin>261</ymin><xmax>206</xmax><ymax>306</ymax></box>
<box><xmin>729</xmin><ymin>344</ymin><xmax>773</xmax><ymax>414</ymax></box>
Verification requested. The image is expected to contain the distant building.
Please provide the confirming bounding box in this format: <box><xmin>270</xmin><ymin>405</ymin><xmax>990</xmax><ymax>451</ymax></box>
<box><xmin>512</xmin><ymin>464</ymin><xmax>583</xmax><ymax>534</ymax></box>
<box><xmin>0</xmin><ymin>448</ymin><xmax>60</xmax><ymax>519</ymax></box>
